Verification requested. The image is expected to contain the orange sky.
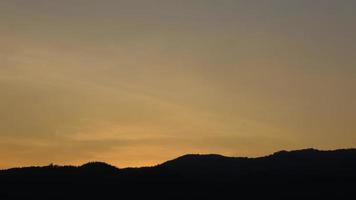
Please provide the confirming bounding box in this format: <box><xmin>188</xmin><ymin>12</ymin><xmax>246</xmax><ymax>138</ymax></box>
<box><xmin>0</xmin><ymin>0</ymin><xmax>356</xmax><ymax>168</ymax></box>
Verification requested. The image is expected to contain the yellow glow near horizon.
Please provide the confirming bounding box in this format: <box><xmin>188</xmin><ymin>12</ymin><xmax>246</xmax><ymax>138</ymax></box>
<box><xmin>0</xmin><ymin>0</ymin><xmax>356</xmax><ymax>168</ymax></box>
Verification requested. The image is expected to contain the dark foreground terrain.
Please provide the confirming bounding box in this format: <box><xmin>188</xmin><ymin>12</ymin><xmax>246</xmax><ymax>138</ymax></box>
<box><xmin>1</xmin><ymin>148</ymin><xmax>355</xmax><ymax>199</ymax></box>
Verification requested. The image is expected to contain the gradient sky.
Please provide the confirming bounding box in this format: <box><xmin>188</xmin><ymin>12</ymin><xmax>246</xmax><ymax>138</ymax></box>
<box><xmin>1</xmin><ymin>0</ymin><xmax>356</xmax><ymax>168</ymax></box>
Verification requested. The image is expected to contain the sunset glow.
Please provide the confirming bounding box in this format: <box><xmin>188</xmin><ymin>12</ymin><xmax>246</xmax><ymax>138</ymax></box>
<box><xmin>1</xmin><ymin>0</ymin><xmax>355</xmax><ymax>168</ymax></box>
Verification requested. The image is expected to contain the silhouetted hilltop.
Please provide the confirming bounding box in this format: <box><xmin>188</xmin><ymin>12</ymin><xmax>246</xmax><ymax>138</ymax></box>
<box><xmin>80</xmin><ymin>161</ymin><xmax>119</xmax><ymax>173</ymax></box>
<box><xmin>1</xmin><ymin>148</ymin><xmax>355</xmax><ymax>198</ymax></box>
<box><xmin>158</xmin><ymin>154</ymin><xmax>236</xmax><ymax>168</ymax></box>
<box><xmin>81</xmin><ymin>161</ymin><xmax>117</xmax><ymax>169</ymax></box>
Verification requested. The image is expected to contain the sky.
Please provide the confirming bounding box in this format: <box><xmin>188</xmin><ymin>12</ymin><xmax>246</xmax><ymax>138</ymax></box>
<box><xmin>0</xmin><ymin>0</ymin><xmax>355</xmax><ymax>168</ymax></box>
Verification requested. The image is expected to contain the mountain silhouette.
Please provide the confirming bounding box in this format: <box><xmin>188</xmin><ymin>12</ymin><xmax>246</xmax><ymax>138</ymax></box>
<box><xmin>1</xmin><ymin>148</ymin><xmax>355</xmax><ymax>198</ymax></box>
<box><xmin>80</xmin><ymin>162</ymin><xmax>119</xmax><ymax>174</ymax></box>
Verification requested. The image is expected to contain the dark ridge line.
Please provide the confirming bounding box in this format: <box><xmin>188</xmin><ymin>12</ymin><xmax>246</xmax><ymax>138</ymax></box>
<box><xmin>1</xmin><ymin>148</ymin><xmax>355</xmax><ymax>171</ymax></box>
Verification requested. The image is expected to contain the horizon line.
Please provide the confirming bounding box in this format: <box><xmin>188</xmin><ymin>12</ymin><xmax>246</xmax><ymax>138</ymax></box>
<box><xmin>2</xmin><ymin>147</ymin><xmax>355</xmax><ymax>170</ymax></box>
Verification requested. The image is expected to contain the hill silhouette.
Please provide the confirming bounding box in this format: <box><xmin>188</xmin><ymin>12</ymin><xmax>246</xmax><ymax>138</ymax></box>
<box><xmin>1</xmin><ymin>148</ymin><xmax>355</xmax><ymax>198</ymax></box>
